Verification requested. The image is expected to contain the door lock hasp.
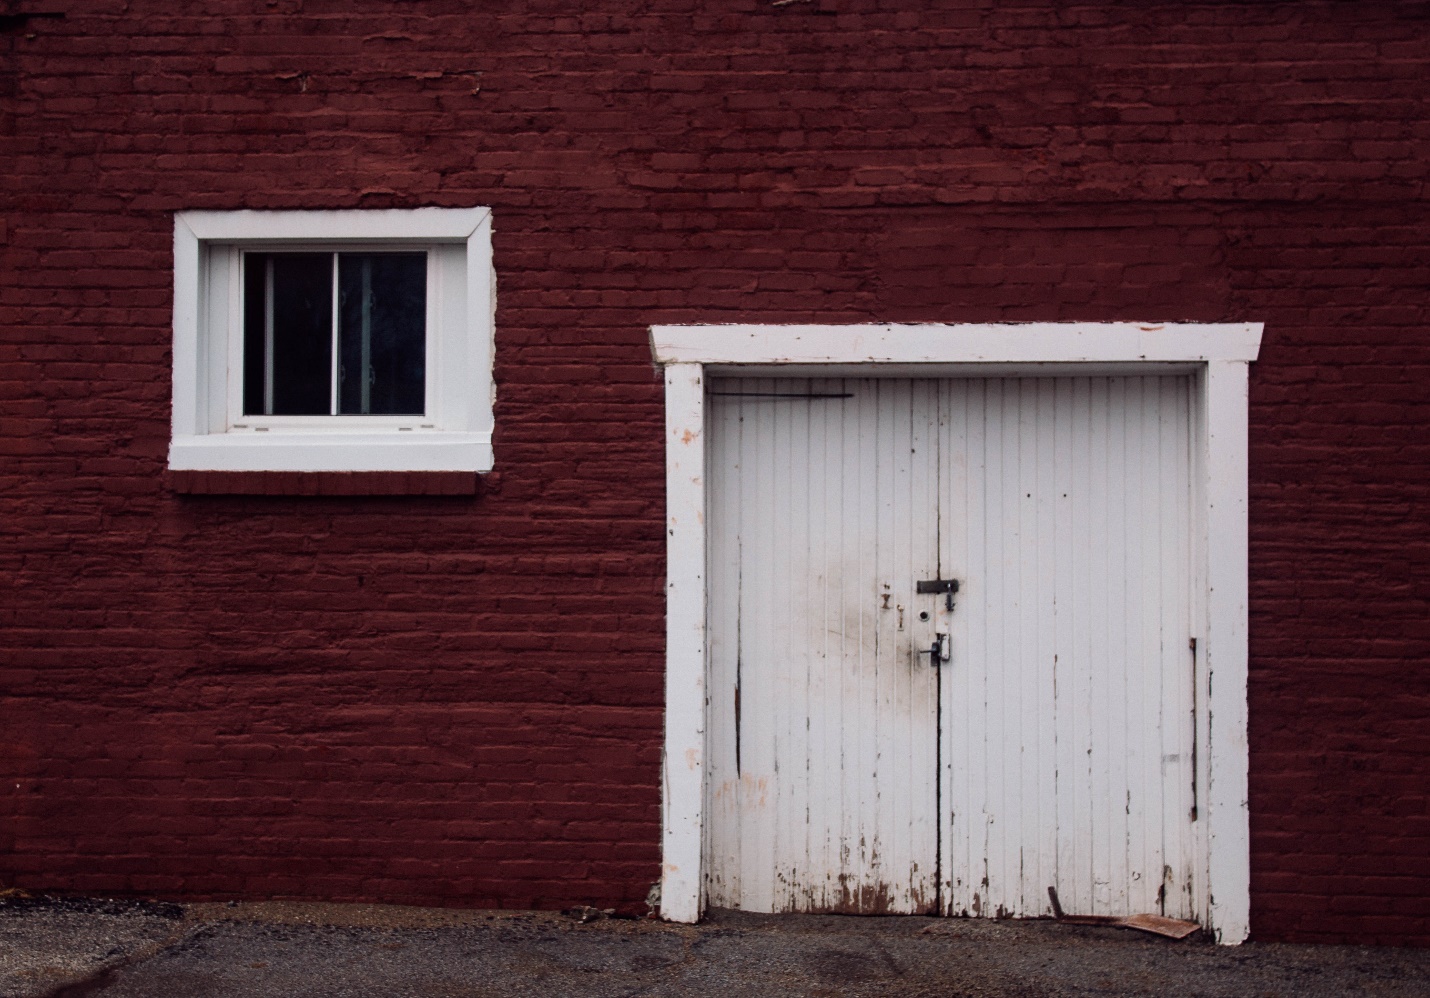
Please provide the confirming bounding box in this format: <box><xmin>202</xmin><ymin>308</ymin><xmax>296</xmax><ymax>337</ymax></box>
<box><xmin>916</xmin><ymin>578</ymin><xmax>960</xmax><ymax>610</ymax></box>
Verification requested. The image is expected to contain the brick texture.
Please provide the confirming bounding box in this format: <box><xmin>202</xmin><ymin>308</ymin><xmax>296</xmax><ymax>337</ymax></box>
<box><xmin>1</xmin><ymin>0</ymin><xmax>1428</xmax><ymax>944</ymax></box>
<box><xmin>167</xmin><ymin>471</ymin><xmax>482</xmax><ymax>496</ymax></box>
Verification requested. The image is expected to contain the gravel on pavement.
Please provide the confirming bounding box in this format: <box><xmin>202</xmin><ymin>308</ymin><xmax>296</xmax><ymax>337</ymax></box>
<box><xmin>2</xmin><ymin>894</ymin><xmax>1427</xmax><ymax>998</ymax></box>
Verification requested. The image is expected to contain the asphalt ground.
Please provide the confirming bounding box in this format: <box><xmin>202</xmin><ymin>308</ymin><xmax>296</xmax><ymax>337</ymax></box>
<box><xmin>2</xmin><ymin>894</ymin><xmax>1427</xmax><ymax>998</ymax></box>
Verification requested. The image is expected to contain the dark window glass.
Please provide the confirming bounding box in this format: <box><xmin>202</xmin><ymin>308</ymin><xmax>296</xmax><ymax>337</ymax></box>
<box><xmin>242</xmin><ymin>253</ymin><xmax>333</xmax><ymax>416</ymax></box>
<box><xmin>338</xmin><ymin>253</ymin><xmax>426</xmax><ymax>415</ymax></box>
<box><xmin>241</xmin><ymin>259</ymin><xmax>266</xmax><ymax>416</ymax></box>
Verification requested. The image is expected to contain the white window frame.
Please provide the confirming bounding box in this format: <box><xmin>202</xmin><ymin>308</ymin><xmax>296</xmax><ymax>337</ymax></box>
<box><xmin>170</xmin><ymin>208</ymin><xmax>495</xmax><ymax>473</ymax></box>
<box><xmin>650</xmin><ymin>322</ymin><xmax>1263</xmax><ymax>944</ymax></box>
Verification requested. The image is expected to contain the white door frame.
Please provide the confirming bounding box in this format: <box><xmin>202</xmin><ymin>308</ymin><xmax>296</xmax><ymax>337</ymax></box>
<box><xmin>651</xmin><ymin>322</ymin><xmax>1263</xmax><ymax>944</ymax></box>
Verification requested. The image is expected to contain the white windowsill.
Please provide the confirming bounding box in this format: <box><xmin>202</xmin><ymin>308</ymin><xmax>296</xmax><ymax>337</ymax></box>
<box><xmin>169</xmin><ymin>433</ymin><xmax>493</xmax><ymax>473</ymax></box>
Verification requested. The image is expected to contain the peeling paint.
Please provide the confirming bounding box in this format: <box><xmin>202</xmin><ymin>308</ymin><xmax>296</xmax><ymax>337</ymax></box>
<box><xmin>697</xmin><ymin>370</ymin><xmax>1213</xmax><ymax>926</ymax></box>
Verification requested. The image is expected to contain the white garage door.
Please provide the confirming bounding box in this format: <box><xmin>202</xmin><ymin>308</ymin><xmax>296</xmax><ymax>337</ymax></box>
<box><xmin>705</xmin><ymin>375</ymin><xmax>1199</xmax><ymax>920</ymax></box>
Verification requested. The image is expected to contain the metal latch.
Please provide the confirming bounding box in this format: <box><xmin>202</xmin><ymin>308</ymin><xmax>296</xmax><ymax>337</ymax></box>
<box><xmin>918</xmin><ymin>633</ymin><xmax>951</xmax><ymax>667</ymax></box>
<box><xmin>916</xmin><ymin>578</ymin><xmax>960</xmax><ymax>610</ymax></box>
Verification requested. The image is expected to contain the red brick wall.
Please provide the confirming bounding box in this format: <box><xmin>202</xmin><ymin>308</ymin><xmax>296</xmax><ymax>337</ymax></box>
<box><xmin>2</xmin><ymin>0</ymin><xmax>1427</xmax><ymax>944</ymax></box>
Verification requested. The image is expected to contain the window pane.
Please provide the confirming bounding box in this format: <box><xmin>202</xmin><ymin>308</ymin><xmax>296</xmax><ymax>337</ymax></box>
<box><xmin>242</xmin><ymin>253</ymin><xmax>333</xmax><ymax>416</ymax></box>
<box><xmin>338</xmin><ymin>253</ymin><xmax>426</xmax><ymax>416</ymax></box>
<box><xmin>241</xmin><ymin>258</ymin><xmax>266</xmax><ymax>416</ymax></box>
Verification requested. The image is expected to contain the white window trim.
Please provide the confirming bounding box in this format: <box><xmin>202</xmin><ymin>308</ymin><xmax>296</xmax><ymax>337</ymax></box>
<box><xmin>650</xmin><ymin>322</ymin><xmax>1262</xmax><ymax>944</ymax></box>
<box><xmin>171</xmin><ymin>208</ymin><xmax>495</xmax><ymax>473</ymax></box>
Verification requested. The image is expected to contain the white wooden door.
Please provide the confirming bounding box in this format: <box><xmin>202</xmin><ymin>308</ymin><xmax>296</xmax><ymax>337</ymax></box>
<box><xmin>938</xmin><ymin>376</ymin><xmax>1198</xmax><ymax>920</ymax></box>
<box><xmin>705</xmin><ymin>375</ymin><xmax>1197</xmax><ymax>920</ymax></box>
<box><xmin>706</xmin><ymin>378</ymin><xmax>942</xmax><ymax>913</ymax></box>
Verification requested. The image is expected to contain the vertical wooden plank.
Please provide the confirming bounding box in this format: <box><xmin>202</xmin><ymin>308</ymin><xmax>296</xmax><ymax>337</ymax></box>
<box><xmin>968</xmin><ymin>377</ymin><xmax>992</xmax><ymax>918</ymax></box>
<box><xmin>1033</xmin><ymin>377</ymin><xmax>1059</xmax><ymax>914</ymax></box>
<box><xmin>770</xmin><ymin>377</ymin><xmax>793</xmax><ymax>910</ymax></box>
<box><xmin>1002</xmin><ymin>378</ymin><xmax>1024</xmax><ymax>918</ymax></box>
<box><xmin>1118</xmin><ymin>376</ymin><xmax>1145</xmax><ymax>913</ymax></box>
<box><xmin>1159</xmin><ymin>375</ymin><xmax>1195</xmax><ymax>918</ymax></box>
<box><xmin>878</xmin><ymin>378</ymin><xmax>913</xmax><ymax>909</ymax></box>
<box><xmin>1169</xmin><ymin>375</ymin><xmax>1195</xmax><ymax>918</ymax></box>
<box><xmin>844</xmin><ymin>378</ymin><xmax>866</xmax><ymax>907</ymax></box>
<box><xmin>1189</xmin><ymin>369</ymin><xmax>1211</xmax><ymax>927</ymax></box>
<box><xmin>942</xmin><ymin>378</ymin><xmax>976</xmax><ymax>915</ymax></box>
<box><xmin>869</xmin><ymin>380</ymin><xmax>892</xmax><ymax>903</ymax></box>
<box><xmin>1086</xmin><ymin>371</ymin><xmax>1109</xmax><ymax>909</ymax></box>
<box><xmin>703</xmin><ymin>382</ymin><xmax>734</xmax><ymax>908</ymax></box>
<box><xmin>730</xmin><ymin>379</ymin><xmax>758</xmax><ymax>906</ymax></box>
<box><xmin>1052</xmin><ymin>376</ymin><xmax>1078</xmax><ymax>915</ymax></box>
<box><xmin>851</xmin><ymin>376</ymin><xmax>868</xmax><ymax>901</ymax></box>
<box><xmin>1010</xmin><ymin>378</ymin><xmax>1033</xmax><ymax>918</ymax></box>
<box><xmin>903</xmin><ymin>380</ymin><xmax>921</xmax><ymax>907</ymax></box>
<box><xmin>1010</xmin><ymin>378</ymin><xmax>1027</xmax><ymax>915</ymax></box>
<box><xmin>1173</xmin><ymin>376</ymin><xmax>1198</xmax><ymax>919</ymax></box>
<box><xmin>1205</xmin><ymin>361</ymin><xmax>1251</xmax><ymax>943</ymax></box>
<box><xmin>1132</xmin><ymin>376</ymin><xmax>1158</xmax><ymax>913</ymax></box>
<box><xmin>839</xmin><ymin>380</ymin><xmax>865</xmax><ymax>905</ymax></box>
<box><xmin>975</xmin><ymin>379</ymin><xmax>997</xmax><ymax>914</ymax></box>
<box><xmin>920</xmin><ymin>380</ymin><xmax>942</xmax><ymax>909</ymax></box>
<box><xmin>1003</xmin><ymin>377</ymin><xmax>1023</xmax><ymax>917</ymax></box>
<box><xmin>750</xmin><ymin>377</ymin><xmax>779</xmax><ymax>909</ymax></box>
<box><xmin>1068</xmin><ymin>377</ymin><xmax>1095</xmax><ymax>915</ymax></box>
<box><xmin>817</xmin><ymin>377</ymin><xmax>846</xmax><ymax>903</ymax></box>
<box><xmin>661</xmin><ymin>362</ymin><xmax>705</xmax><ymax>923</ymax></box>
<box><xmin>807</xmin><ymin>378</ymin><xmax>833</xmax><ymax>910</ymax></box>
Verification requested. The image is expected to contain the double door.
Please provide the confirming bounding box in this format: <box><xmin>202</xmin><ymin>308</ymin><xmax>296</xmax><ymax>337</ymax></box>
<box><xmin>705</xmin><ymin>376</ymin><xmax>1199</xmax><ymax>919</ymax></box>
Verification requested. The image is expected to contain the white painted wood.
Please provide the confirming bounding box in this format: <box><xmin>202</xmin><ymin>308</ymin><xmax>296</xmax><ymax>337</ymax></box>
<box><xmin>1204</xmin><ymin>361</ymin><xmax>1252</xmax><ymax>944</ymax></box>
<box><xmin>464</xmin><ymin>211</ymin><xmax>497</xmax><ymax>440</ymax></box>
<box><xmin>182</xmin><ymin>207</ymin><xmax>489</xmax><ymax>242</ymax></box>
<box><xmin>707</xmin><ymin>374</ymin><xmax>1198</xmax><ymax>921</ymax></box>
<box><xmin>170</xmin><ymin>209</ymin><xmax>496</xmax><ymax>473</ymax></box>
<box><xmin>1188</xmin><ymin>369</ymin><xmax>1212</xmax><ymax>925</ymax></box>
<box><xmin>654</xmin><ymin>323</ymin><xmax>1260</xmax><ymax>942</ymax></box>
<box><xmin>706</xmin><ymin>378</ymin><xmax>941</xmax><ymax>913</ymax></box>
<box><xmin>661</xmin><ymin>363</ymin><xmax>706</xmax><ymax>924</ymax></box>
<box><xmin>171</xmin><ymin>216</ymin><xmax>202</xmax><ymax>438</ymax></box>
<box><xmin>651</xmin><ymin>323</ymin><xmax>1263</xmax><ymax>367</ymax></box>
<box><xmin>166</xmin><ymin>435</ymin><xmax>494</xmax><ymax>472</ymax></box>
<box><xmin>934</xmin><ymin>377</ymin><xmax>1196</xmax><ymax>921</ymax></box>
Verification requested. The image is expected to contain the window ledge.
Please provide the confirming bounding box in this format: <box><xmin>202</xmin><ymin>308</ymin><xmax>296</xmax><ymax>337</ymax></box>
<box><xmin>168</xmin><ymin>433</ymin><xmax>493</xmax><ymax>473</ymax></box>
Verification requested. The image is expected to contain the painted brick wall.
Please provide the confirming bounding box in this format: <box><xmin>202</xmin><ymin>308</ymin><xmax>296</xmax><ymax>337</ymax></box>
<box><xmin>1</xmin><ymin>0</ymin><xmax>1427</xmax><ymax>944</ymax></box>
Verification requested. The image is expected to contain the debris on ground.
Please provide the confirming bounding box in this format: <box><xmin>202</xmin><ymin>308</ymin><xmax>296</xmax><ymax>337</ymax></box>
<box><xmin>1047</xmin><ymin>887</ymin><xmax>1200</xmax><ymax>940</ymax></box>
<box><xmin>563</xmin><ymin>905</ymin><xmax>615</xmax><ymax>924</ymax></box>
<box><xmin>6</xmin><ymin>898</ymin><xmax>1430</xmax><ymax>998</ymax></box>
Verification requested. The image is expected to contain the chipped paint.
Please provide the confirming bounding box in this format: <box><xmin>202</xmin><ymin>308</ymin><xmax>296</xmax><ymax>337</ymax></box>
<box><xmin>703</xmin><ymin>377</ymin><xmax>940</xmax><ymax>916</ymax></box>
<box><xmin>665</xmin><ymin>332</ymin><xmax>1256</xmax><ymax>939</ymax></box>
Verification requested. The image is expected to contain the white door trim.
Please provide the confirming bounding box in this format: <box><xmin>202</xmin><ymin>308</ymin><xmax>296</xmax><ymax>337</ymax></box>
<box><xmin>652</xmin><ymin>322</ymin><xmax>1263</xmax><ymax>943</ymax></box>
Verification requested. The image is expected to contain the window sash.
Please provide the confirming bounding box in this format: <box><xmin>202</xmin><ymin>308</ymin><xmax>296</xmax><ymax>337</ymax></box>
<box><xmin>212</xmin><ymin>242</ymin><xmax>446</xmax><ymax>432</ymax></box>
<box><xmin>241</xmin><ymin>249</ymin><xmax>429</xmax><ymax>419</ymax></box>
